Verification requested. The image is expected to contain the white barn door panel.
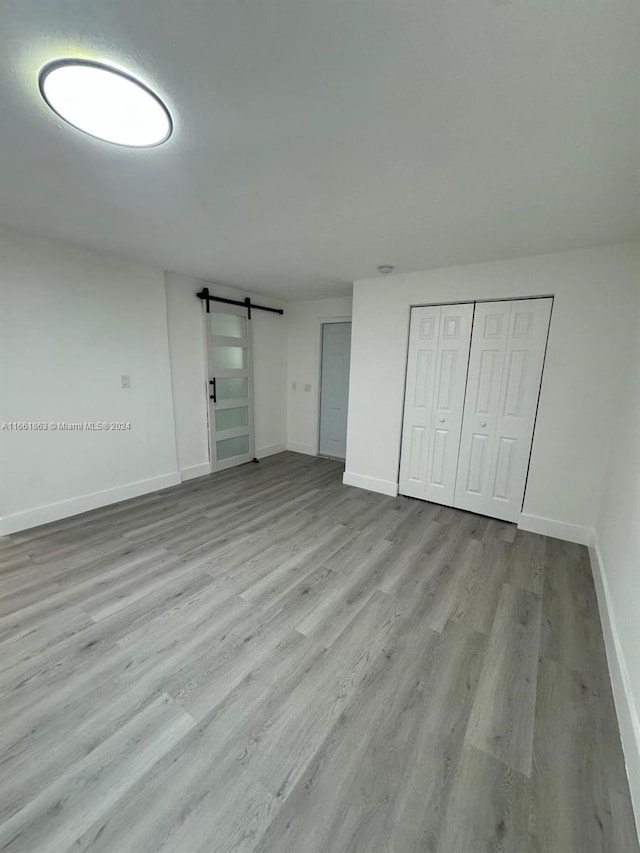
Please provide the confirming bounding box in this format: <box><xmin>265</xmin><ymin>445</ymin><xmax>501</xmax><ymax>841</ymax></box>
<box><xmin>454</xmin><ymin>298</ymin><xmax>552</xmax><ymax>521</ymax></box>
<box><xmin>399</xmin><ymin>303</ymin><xmax>474</xmax><ymax>505</ymax></box>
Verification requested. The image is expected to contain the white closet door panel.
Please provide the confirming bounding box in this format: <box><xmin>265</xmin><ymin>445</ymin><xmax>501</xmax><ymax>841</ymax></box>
<box><xmin>454</xmin><ymin>301</ymin><xmax>511</xmax><ymax>507</ymax></box>
<box><xmin>399</xmin><ymin>303</ymin><xmax>473</xmax><ymax>504</ymax></box>
<box><xmin>424</xmin><ymin>304</ymin><xmax>474</xmax><ymax>504</ymax></box>
<box><xmin>454</xmin><ymin>298</ymin><xmax>552</xmax><ymax>521</ymax></box>
<box><xmin>487</xmin><ymin>298</ymin><xmax>552</xmax><ymax>517</ymax></box>
<box><xmin>399</xmin><ymin>306</ymin><xmax>441</xmax><ymax>499</ymax></box>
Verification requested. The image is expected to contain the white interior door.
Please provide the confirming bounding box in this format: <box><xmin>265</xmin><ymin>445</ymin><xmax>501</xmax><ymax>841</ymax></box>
<box><xmin>206</xmin><ymin>303</ymin><xmax>254</xmax><ymax>471</ymax></box>
<box><xmin>453</xmin><ymin>298</ymin><xmax>552</xmax><ymax>521</ymax></box>
<box><xmin>399</xmin><ymin>303</ymin><xmax>474</xmax><ymax>504</ymax></box>
<box><xmin>318</xmin><ymin>322</ymin><xmax>352</xmax><ymax>459</ymax></box>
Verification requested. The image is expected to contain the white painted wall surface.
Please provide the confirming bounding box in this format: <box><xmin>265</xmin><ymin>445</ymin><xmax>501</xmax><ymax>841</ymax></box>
<box><xmin>593</xmin><ymin>261</ymin><xmax>640</xmax><ymax>830</ymax></box>
<box><xmin>164</xmin><ymin>274</ymin><xmax>286</xmax><ymax>477</ymax></box>
<box><xmin>0</xmin><ymin>226</ymin><xmax>179</xmax><ymax>534</ymax></box>
<box><xmin>286</xmin><ymin>297</ymin><xmax>353</xmax><ymax>456</ymax></box>
<box><xmin>345</xmin><ymin>244</ymin><xmax>638</xmax><ymax>541</ymax></box>
<box><xmin>252</xmin><ymin>309</ymin><xmax>287</xmax><ymax>458</ymax></box>
<box><xmin>164</xmin><ymin>274</ymin><xmax>210</xmax><ymax>480</ymax></box>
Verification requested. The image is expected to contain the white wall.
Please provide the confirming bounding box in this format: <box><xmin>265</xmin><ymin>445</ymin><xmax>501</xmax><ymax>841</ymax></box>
<box><xmin>165</xmin><ymin>274</ymin><xmax>286</xmax><ymax>478</ymax></box>
<box><xmin>0</xmin><ymin>227</ymin><xmax>179</xmax><ymax>534</ymax></box>
<box><xmin>164</xmin><ymin>275</ymin><xmax>210</xmax><ymax>480</ymax></box>
<box><xmin>253</xmin><ymin>309</ymin><xmax>288</xmax><ymax>458</ymax></box>
<box><xmin>592</xmin><ymin>262</ymin><xmax>640</xmax><ymax>829</ymax></box>
<box><xmin>286</xmin><ymin>296</ymin><xmax>353</xmax><ymax>455</ymax></box>
<box><xmin>345</xmin><ymin>244</ymin><xmax>638</xmax><ymax>542</ymax></box>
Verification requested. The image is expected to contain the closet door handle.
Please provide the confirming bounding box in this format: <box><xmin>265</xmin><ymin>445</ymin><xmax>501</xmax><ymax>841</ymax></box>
<box><xmin>438</xmin><ymin>417</ymin><xmax>445</xmax><ymax>423</ymax></box>
<box><xmin>480</xmin><ymin>421</ymin><xmax>487</xmax><ymax>428</ymax></box>
<box><xmin>209</xmin><ymin>379</ymin><xmax>216</xmax><ymax>402</ymax></box>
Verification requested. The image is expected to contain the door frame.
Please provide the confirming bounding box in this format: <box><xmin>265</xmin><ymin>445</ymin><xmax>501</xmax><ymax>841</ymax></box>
<box><xmin>409</xmin><ymin>294</ymin><xmax>554</xmax><ymax>308</ymax></box>
<box><xmin>397</xmin><ymin>294</ymin><xmax>554</xmax><ymax>516</ymax></box>
<box><xmin>315</xmin><ymin>316</ymin><xmax>352</xmax><ymax>457</ymax></box>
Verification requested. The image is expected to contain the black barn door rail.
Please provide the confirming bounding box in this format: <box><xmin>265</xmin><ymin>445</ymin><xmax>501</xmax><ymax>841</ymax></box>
<box><xmin>196</xmin><ymin>286</ymin><xmax>284</xmax><ymax>319</ymax></box>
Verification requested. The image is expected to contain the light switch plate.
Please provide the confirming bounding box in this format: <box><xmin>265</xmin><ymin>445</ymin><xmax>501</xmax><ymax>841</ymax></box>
<box><xmin>121</xmin><ymin>374</ymin><xmax>131</xmax><ymax>389</ymax></box>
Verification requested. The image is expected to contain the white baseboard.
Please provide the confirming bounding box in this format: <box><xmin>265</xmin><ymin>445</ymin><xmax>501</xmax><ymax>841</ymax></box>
<box><xmin>589</xmin><ymin>536</ymin><xmax>640</xmax><ymax>838</ymax></box>
<box><xmin>180</xmin><ymin>463</ymin><xmax>211</xmax><ymax>482</ymax></box>
<box><xmin>286</xmin><ymin>441</ymin><xmax>316</xmax><ymax>456</ymax></box>
<box><xmin>0</xmin><ymin>472</ymin><xmax>182</xmax><ymax>536</ymax></box>
<box><xmin>518</xmin><ymin>513</ymin><xmax>594</xmax><ymax>545</ymax></box>
<box><xmin>257</xmin><ymin>442</ymin><xmax>287</xmax><ymax>459</ymax></box>
<box><xmin>342</xmin><ymin>471</ymin><xmax>399</xmax><ymax>497</ymax></box>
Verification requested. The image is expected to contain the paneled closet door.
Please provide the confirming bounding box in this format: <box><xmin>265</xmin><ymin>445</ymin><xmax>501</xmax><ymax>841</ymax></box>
<box><xmin>453</xmin><ymin>298</ymin><xmax>552</xmax><ymax>522</ymax></box>
<box><xmin>399</xmin><ymin>303</ymin><xmax>474</xmax><ymax>505</ymax></box>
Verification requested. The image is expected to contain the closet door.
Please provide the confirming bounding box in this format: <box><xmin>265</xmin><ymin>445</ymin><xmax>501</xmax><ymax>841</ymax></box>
<box><xmin>399</xmin><ymin>303</ymin><xmax>474</xmax><ymax>504</ymax></box>
<box><xmin>454</xmin><ymin>298</ymin><xmax>552</xmax><ymax>521</ymax></box>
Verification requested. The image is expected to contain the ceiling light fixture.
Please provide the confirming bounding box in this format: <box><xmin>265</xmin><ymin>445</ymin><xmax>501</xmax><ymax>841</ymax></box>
<box><xmin>38</xmin><ymin>59</ymin><xmax>172</xmax><ymax>148</ymax></box>
<box><xmin>377</xmin><ymin>265</ymin><xmax>394</xmax><ymax>276</ymax></box>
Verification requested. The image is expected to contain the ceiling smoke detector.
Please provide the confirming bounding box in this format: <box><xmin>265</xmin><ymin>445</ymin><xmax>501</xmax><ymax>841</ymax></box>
<box><xmin>377</xmin><ymin>265</ymin><xmax>394</xmax><ymax>276</ymax></box>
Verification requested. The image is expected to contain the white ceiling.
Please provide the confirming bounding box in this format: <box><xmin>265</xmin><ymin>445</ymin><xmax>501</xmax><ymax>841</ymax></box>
<box><xmin>1</xmin><ymin>0</ymin><xmax>639</xmax><ymax>300</ymax></box>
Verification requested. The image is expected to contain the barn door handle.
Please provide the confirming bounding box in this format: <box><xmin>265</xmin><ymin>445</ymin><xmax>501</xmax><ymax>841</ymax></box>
<box><xmin>209</xmin><ymin>379</ymin><xmax>216</xmax><ymax>402</ymax></box>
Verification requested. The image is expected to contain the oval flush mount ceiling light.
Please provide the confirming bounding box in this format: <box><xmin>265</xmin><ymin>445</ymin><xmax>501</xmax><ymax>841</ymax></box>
<box><xmin>38</xmin><ymin>59</ymin><xmax>172</xmax><ymax>147</ymax></box>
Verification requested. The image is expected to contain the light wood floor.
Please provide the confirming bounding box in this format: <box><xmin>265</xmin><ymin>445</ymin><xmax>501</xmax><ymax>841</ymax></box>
<box><xmin>0</xmin><ymin>452</ymin><xmax>637</xmax><ymax>852</ymax></box>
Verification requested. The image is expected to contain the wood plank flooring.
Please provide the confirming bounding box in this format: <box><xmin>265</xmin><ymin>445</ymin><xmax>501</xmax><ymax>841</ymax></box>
<box><xmin>0</xmin><ymin>451</ymin><xmax>637</xmax><ymax>852</ymax></box>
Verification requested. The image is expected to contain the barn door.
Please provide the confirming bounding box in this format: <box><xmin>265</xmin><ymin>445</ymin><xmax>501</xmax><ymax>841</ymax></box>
<box><xmin>206</xmin><ymin>303</ymin><xmax>254</xmax><ymax>471</ymax></box>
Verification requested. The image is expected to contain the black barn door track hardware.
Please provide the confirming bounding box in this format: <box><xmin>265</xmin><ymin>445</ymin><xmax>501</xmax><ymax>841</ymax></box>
<box><xmin>196</xmin><ymin>287</ymin><xmax>284</xmax><ymax>319</ymax></box>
